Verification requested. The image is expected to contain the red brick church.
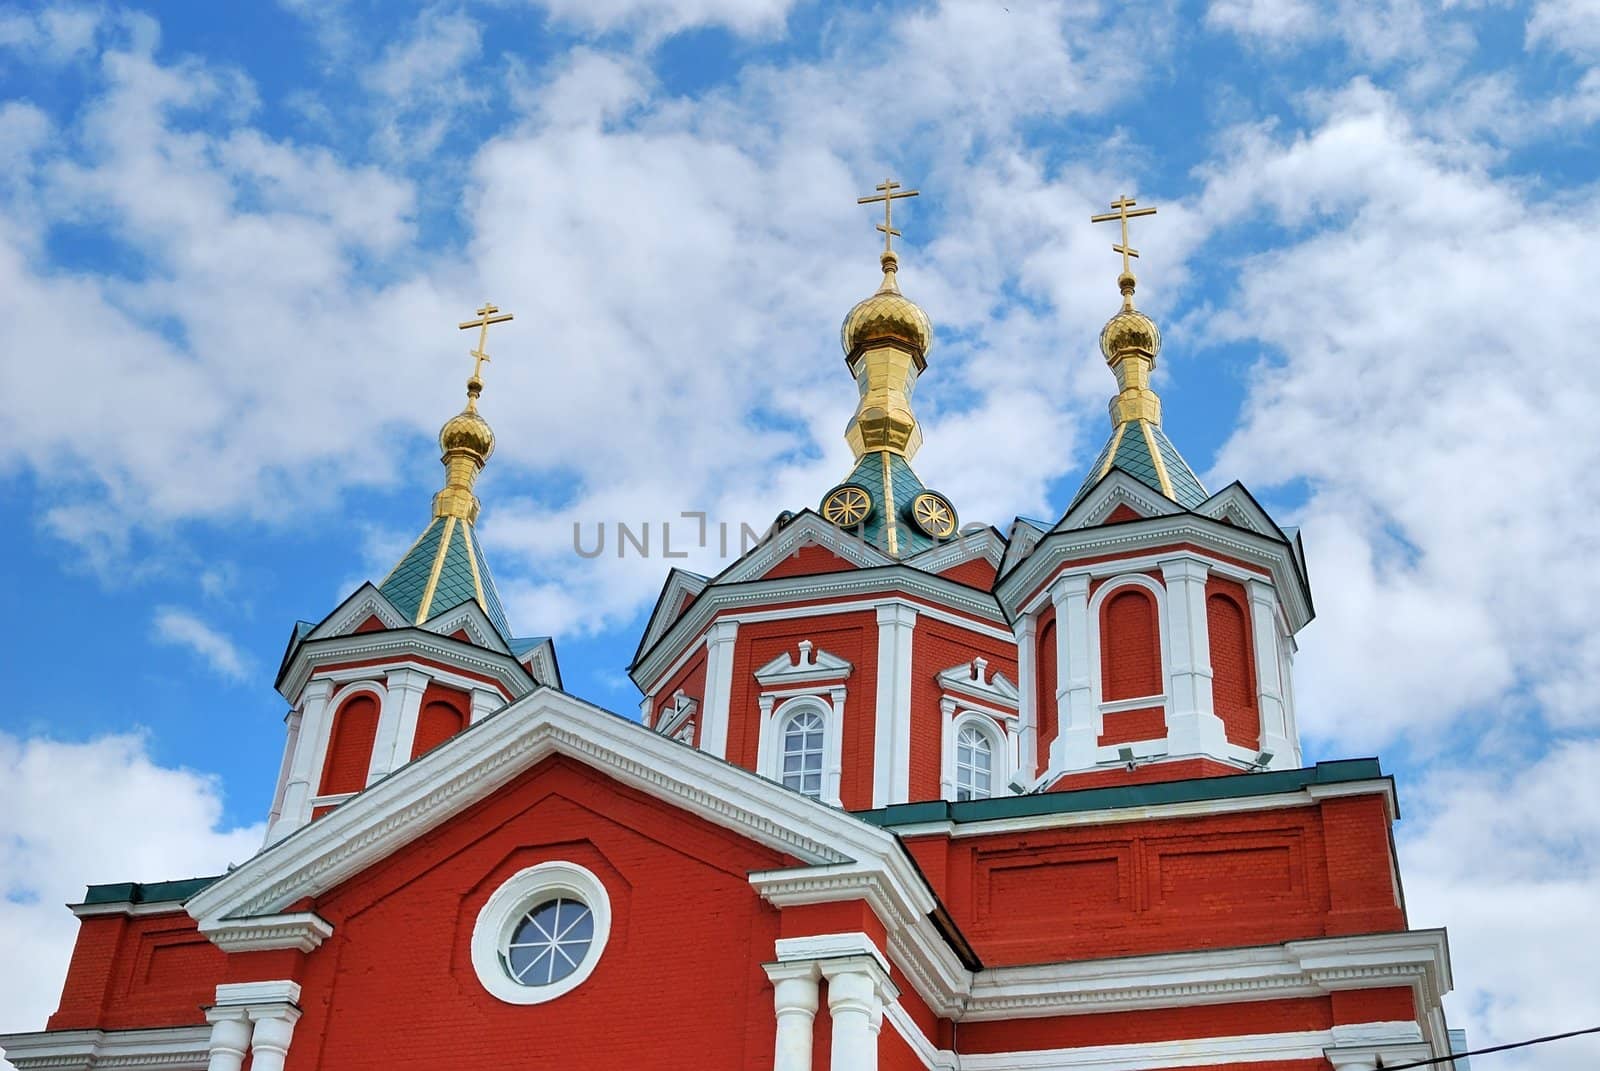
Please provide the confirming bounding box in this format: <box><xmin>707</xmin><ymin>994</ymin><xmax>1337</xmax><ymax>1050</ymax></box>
<box><xmin>0</xmin><ymin>192</ymin><xmax>1458</xmax><ymax>1071</ymax></box>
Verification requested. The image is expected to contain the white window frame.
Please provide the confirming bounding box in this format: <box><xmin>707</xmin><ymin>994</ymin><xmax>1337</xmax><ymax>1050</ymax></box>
<box><xmin>940</xmin><ymin>704</ymin><xmax>1015</xmax><ymax>802</ymax></box>
<box><xmin>471</xmin><ymin>861</ymin><xmax>613</xmax><ymax>1006</ymax></box>
<box><xmin>1085</xmin><ymin>573</ymin><xmax>1172</xmax><ymax>713</ymax></box>
<box><xmin>758</xmin><ymin>691</ymin><xmax>845</xmax><ymax>806</ymax></box>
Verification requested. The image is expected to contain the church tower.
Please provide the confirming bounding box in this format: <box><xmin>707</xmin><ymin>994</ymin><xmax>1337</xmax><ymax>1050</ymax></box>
<box><xmin>263</xmin><ymin>305</ymin><xmax>559</xmax><ymax>844</ymax></box>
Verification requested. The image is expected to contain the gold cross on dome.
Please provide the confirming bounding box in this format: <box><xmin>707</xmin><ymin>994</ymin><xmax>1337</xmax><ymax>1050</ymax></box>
<box><xmin>1090</xmin><ymin>195</ymin><xmax>1158</xmax><ymax>276</ymax></box>
<box><xmin>457</xmin><ymin>301</ymin><xmax>514</xmax><ymax>382</ymax></box>
<box><xmin>857</xmin><ymin>177</ymin><xmax>920</xmax><ymax>255</ymax></box>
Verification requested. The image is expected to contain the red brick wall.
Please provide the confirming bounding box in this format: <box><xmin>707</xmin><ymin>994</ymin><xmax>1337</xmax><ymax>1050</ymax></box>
<box><xmin>412</xmin><ymin>683</ymin><xmax>470</xmax><ymax>759</ymax></box>
<box><xmin>727</xmin><ymin>612</ymin><xmax>877</xmax><ymax>807</ymax></box>
<box><xmin>1101</xmin><ymin>587</ymin><xmax>1162</xmax><ymax>700</ymax></box>
<box><xmin>762</xmin><ymin>543</ymin><xmax>860</xmax><ymax>580</ymax></box>
<box><xmin>47</xmin><ymin>912</ymin><xmax>226</xmax><ymax>1031</ymax></box>
<box><xmin>905</xmin><ymin>796</ymin><xmax>1401</xmax><ymax>964</ymax></box>
<box><xmin>1207</xmin><ymin>579</ymin><xmax>1259</xmax><ymax>750</ymax></box>
<box><xmin>1035</xmin><ymin>609</ymin><xmax>1058</xmax><ymax>772</ymax></box>
<box><xmin>319</xmin><ymin>692</ymin><xmax>380</xmax><ymax>795</ymax></box>
<box><xmin>284</xmin><ymin>757</ymin><xmax>791</xmax><ymax>1071</ymax></box>
<box><xmin>939</xmin><ymin>557</ymin><xmax>998</xmax><ymax>589</ymax></box>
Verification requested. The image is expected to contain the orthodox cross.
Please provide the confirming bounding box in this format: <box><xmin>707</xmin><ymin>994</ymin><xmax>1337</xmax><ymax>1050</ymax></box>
<box><xmin>857</xmin><ymin>177</ymin><xmax>920</xmax><ymax>255</ymax></box>
<box><xmin>1090</xmin><ymin>195</ymin><xmax>1158</xmax><ymax>276</ymax></box>
<box><xmin>458</xmin><ymin>302</ymin><xmax>514</xmax><ymax>382</ymax></box>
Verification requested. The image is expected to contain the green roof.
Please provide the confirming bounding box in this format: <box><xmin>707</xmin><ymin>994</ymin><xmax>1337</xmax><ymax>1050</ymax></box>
<box><xmin>378</xmin><ymin>515</ymin><xmax>511</xmax><ymax>638</ymax></box>
<box><xmin>1070</xmin><ymin>418</ymin><xmax>1209</xmax><ymax>511</ymax></box>
<box><xmin>80</xmin><ymin>875</ymin><xmax>220</xmax><ymax>907</ymax></box>
<box><xmin>826</xmin><ymin>449</ymin><xmax>945</xmax><ymax>558</ymax></box>
<box><xmin>855</xmin><ymin>759</ymin><xmax>1389</xmax><ymax>827</ymax></box>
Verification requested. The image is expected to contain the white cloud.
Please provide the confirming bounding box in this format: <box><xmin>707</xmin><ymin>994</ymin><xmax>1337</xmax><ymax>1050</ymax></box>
<box><xmin>528</xmin><ymin>0</ymin><xmax>797</xmax><ymax>40</ymax></box>
<box><xmin>361</xmin><ymin>6</ymin><xmax>486</xmax><ymax>159</ymax></box>
<box><xmin>0</xmin><ymin>4</ymin><xmax>106</xmax><ymax>63</ymax></box>
<box><xmin>0</xmin><ymin>732</ymin><xmax>262</xmax><ymax>1038</ymax></box>
<box><xmin>152</xmin><ymin>607</ymin><xmax>251</xmax><ymax>682</ymax></box>
<box><xmin>1400</xmin><ymin>741</ymin><xmax>1600</xmax><ymax>1070</ymax></box>
<box><xmin>1528</xmin><ymin>0</ymin><xmax>1600</xmax><ymax>59</ymax></box>
<box><xmin>1205</xmin><ymin>0</ymin><xmax>1321</xmax><ymax>43</ymax></box>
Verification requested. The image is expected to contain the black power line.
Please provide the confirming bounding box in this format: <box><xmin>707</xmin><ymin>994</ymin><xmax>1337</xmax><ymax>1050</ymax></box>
<box><xmin>1380</xmin><ymin>1025</ymin><xmax>1600</xmax><ymax>1069</ymax></box>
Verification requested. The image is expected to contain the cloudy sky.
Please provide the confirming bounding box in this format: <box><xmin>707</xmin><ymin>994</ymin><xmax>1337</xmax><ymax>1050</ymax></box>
<box><xmin>2</xmin><ymin>0</ymin><xmax>1598</xmax><ymax>1065</ymax></box>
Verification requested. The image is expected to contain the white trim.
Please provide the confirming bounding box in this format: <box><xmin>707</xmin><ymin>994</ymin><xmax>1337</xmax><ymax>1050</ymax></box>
<box><xmin>470</xmin><ymin>861</ymin><xmax>612</xmax><ymax>1005</ymax></box>
<box><xmin>306</xmin><ymin>582</ymin><xmax>409</xmax><ymax>641</ymax></box>
<box><xmin>774</xmin><ymin>930</ymin><xmax>890</xmax><ymax>973</ymax></box>
<box><xmin>1085</xmin><ymin>573</ymin><xmax>1172</xmax><ymax>723</ymax></box>
<box><xmin>202</xmin><ymin>912</ymin><xmax>333</xmax><ymax>954</ymax></box>
<box><xmin>69</xmin><ymin>899</ymin><xmax>193</xmax><ymax>918</ymax></box>
<box><xmin>278</xmin><ymin>630</ymin><xmax>531</xmax><ymax>706</ymax></box>
<box><xmin>700</xmin><ymin>619</ymin><xmax>740</xmax><ymax>759</ymax></box>
<box><xmin>873</xmin><ymin>602</ymin><xmax>918</xmax><ymax>806</ymax></box>
<box><xmin>214</xmin><ymin>980</ymin><xmax>302</xmax><ymax>1007</ymax></box>
<box><xmin>759</xmin><ymin>693</ymin><xmax>846</xmax><ymax>806</ymax></box>
<box><xmin>418</xmin><ymin>601</ymin><xmax>501</xmax><ymax>650</ymax></box>
<box><xmin>0</xmin><ymin>1027</ymin><xmax>211</xmax><ymax>1070</ymax></box>
<box><xmin>654</xmin><ymin>689</ymin><xmax>699</xmax><ymax>738</ymax></box>
<box><xmin>1060</xmin><ymin>470</ymin><xmax>1185</xmax><ymax>531</ymax></box>
<box><xmin>902</xmin><ymin>526</ymin><xmax>1007</xmax><ymax>575</ymax></box>
<box><xmin>941</xmin><ymin>708</ymin><xmax>1012</xmax><ymax>802</ymax></box>
<box><xmin>636</xmin><ymin>568</ymin><xmax>710</xmax><ymax>657</ymax></box>
<box><xmin>935</xmin><ymin>657</ymin><xmax>1019</xmax><ymax>710</ymax></box>
<box><xmin>755</xmin><ymin>640</ymin><xmax>854</xmax><ymax>687</ymax></box>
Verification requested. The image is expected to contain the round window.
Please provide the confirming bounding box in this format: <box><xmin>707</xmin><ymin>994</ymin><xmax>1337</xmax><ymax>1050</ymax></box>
<box><xmin>472</xmin><ymin>862</ymin><xmax>612</xmax><ymax>1005</ymax></box>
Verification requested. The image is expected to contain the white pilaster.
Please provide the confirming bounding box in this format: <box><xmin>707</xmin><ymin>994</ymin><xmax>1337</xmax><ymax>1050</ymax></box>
<box><xmin>827</xmin><ymin>685</ymin><xmax>847</xmax><ymax>806</ymax></box>
<box><xmin>764</xmin><ymin>962</ymin><xmax>821</xmax><ymax>1071</ymax></box>
<box><xmin>1160</xmin><ymin>557</ymin><xmax>1226</xmax><ymax>757</ymax></box>
<box><xmin>1013</xmin><ymin>615</ymin><xmax>1038</xmax><ymax>780</ymax></box>
<box><xmin>267</xmin><ymin>678</ymin><xmax>334</xmax><ymax>844</ymax></box>
<box><xmin>203</xmin><ymin>1010</ymin><xmax>251</xmax><ymax>1071</ymax></box>
<box><xmin>368</xmin><ymin>667</ymin><xmax>428</xmax><ymax>783</ymax></box>
<box><xmin>700</xmin><ymin>619</ymin><xmax>740</xmax><ymax>759</ymax></box>
<box><xmin>469</xmin><ymin>687</ymin><xmax>501</xmax><ymax>724</ymax></box>
<box><xmin>1050</xmin><ymin>574</ymin><xmax>1097</xmax><ymax>771</ymax></box>
<box><xmin>1248</xmin><ymin>579</ymin><xmax>1297</xmax><ymax>767</ymax></box>
<box><xmin>872</xmin><ymin>602</ymin><xmax>918</xmax><ymax>807</ymax></box>
<box><xmin>264</xmin><ymin>709</ymin><xmax>299</xmax><ymax>839</ymax></box>
<box><xmin>820</xmin><ymin>957</ymin><xmax>895</xmax><ymax>1071</ymax></box>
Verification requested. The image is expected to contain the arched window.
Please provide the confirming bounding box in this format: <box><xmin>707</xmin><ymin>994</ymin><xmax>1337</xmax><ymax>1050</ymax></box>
<box><xmin>780</xmin><ymin>709</ymin><xmax>826</xmax><ymax>798</ymax></box>
<box><xmin>955</xmin><ymin>724</ymin><xmax>994</xmax><ymax>801</ymax></box>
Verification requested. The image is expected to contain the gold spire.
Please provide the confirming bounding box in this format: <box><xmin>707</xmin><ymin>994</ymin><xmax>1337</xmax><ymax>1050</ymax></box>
<box><xmin>1090</xmin><ymin>195</ymin><xmax>1163</xmax><ymax>427</ymax></box>
<box><xmin>841</xmin><ymin>178</ymin><xmax>933</xmax><ymax>460</ymax></box>
<box><xmin>431</xmin><ymin>302</ymin><xmax>513</xmax><ymax>523</ymax></box>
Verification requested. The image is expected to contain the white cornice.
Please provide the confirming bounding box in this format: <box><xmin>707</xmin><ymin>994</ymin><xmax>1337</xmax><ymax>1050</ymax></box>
<box><xmin>0</xmin><ymin>1027</ymin><xmax>210</xmax><ymax>1070</ymax></box>
<box><xmin>201</xmin><ymin>911</ymin><xmax>333</xmax><ymax>953</ymax></box>
<box><xmin>996</xmin><ymin>514</ymin><xmax>1313</xmax><ymax>631</ymax></box>
<box><xmin>755</xmin><ymin>641</ymin><xmax>854</xmax><ymax>686</ymax></box>
<box><xmin>903</xmin><ymin>528</ymin><xmax>1007</xmax><ymax>576</ymax></box>
<box><xmin>936</xmin><ymin>658</ymin><xmax>1019</xmax><ymax>710</ymax></box>
<box><xmin>633</xmin><ymin>576</ymin><xmax>1009</xmax><ymax>688</ymax></box>
<box><xmin>307</xmin><ymin>582</ymin><xmax>408</xmax><ymax>641</ymax></box>
<box><xmin>717</xmin><ymin>512</ymin><xmax>896</xmax><ymax>585</ymax></box>
<box><xmin>1061</xmin><ymin>471</ymin><xmax>1184</xmax><ymax>530</ymax></box>
<box><xmin>637</xmin><ymin>569</ymin><xmax>710</xmax><ymax>660</ymax></box>
<box><xmin>187</xmin><ymin>689</ymin><xmax>919</xmax><ymax>925</ymax></box>
<box><xmin>277</xmin><ymin>630</ymin><xmax>532</xmax><ymax>703</ymax></box>
<box><xmin>418</xmin><ymin>601</ymin><xmax>511</xmax><ymax>654</ymax></box>
<box><xmin>69</xmin><ymin>900</ymin><xmax>191</xmax><ymax>919</ymax></box>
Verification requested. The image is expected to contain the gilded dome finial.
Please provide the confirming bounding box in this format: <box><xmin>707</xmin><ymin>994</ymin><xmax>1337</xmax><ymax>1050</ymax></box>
<box><xmin>432</xmin><ymin>301</ymin><xmax>514</xmax><ymax>522</ymax></box>
<box><xmin>841</xmin><ymin>178</ymin><xmax>933</xmax><ymax>460</ymax></box>
<box><xmin>1090</xmin><ymin>196</ymin><xmax>1164</xmax><ymax>426</ymax></box>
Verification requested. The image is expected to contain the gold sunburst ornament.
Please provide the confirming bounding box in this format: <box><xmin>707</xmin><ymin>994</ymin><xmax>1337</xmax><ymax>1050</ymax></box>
<box><xmin>910</xmin><ymin>491</ymin><xmax>958</xmax><ymax>538</ymax></box>
<box><xmin>822</xmin><ymin>485</ymin><xmax>873</xmax><ymax>527</ymax></box>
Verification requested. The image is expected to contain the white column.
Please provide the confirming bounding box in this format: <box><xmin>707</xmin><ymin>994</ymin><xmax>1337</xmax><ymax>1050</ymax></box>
<box><xmin>268</xmin><ymin>678</ymin><xmax>335</xmax><ymax>843</ymax></box>
<box><xmin>821</xmin><ymin>958</ymin><xmax>894</xmax><ymax>1071</ymax></box>
<box><xmin>872</xmin><ymin>602</ymin><xmax>918</xmax><ymax>807</ymax></box>
<box><xmin>369</xmin><ymin>667</ymin><xmax>428</xmax><ymax>783</ymax></box>
<box><xmin>1013</xmin><ymin>615</ymin><xmax>1038</xmax><ymax>781</ymax></box>
<box><xmin>246</xmin><ymin>1008</ymin><xmax>301</xmax><ymax>1071</ymax></box>
<box><xmin>763</xmin><ymin>962</ymin><xmax>821</xmax><ymax>1071</ymax></box>
<box><xmin>1050</xmin><ymin>574</ymin><xmax>1097</xmax><ymax>771</ymax></box>
<box><xmin>469</xmin><ymin>687</ymin><xmax>501</xmax><ymax>724</ymax></box>
<box><xmin>1160</xmin><ymin>557</ymin><xmax>1226</xmax><ymax>756</ymax></box>
<box><xmin>700</xmin><ymin>619</ymin><xmax>740</xmax><ymax>759</ymax></box>
<box><xmin>938</xmin><ymin>696</ymin><xmax>959</xmax><ymax>800</ymax></box>
<box><xmin>1248</xmin><ymin>579</ymin><xmax>1295</xmax><ymax>767</ymax></box>
<box><xmin>203</xmin><ymin>1010</ymin><xmax>251</xmax><ymax>1071</ymax></box>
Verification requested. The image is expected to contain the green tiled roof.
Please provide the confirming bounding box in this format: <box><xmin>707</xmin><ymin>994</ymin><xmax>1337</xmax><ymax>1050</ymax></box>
<box><xmin>379</xmin><ymin>515</ymin><xmax>512</xmax><ymax>639</ymax></box>
<box><xmin>1069</xmin><ymin>419</ymin><xmax>1209</xmax><ymax>511</ymax></box>
<box><xmin>80</xmin><ymin>875</ymin><xmax>221</xmax><ymax>906</ymax></box>
<box><xmin>826</xmin><ymin>449</ymin><xmax>945</xmax><ymax>558</ymax></box>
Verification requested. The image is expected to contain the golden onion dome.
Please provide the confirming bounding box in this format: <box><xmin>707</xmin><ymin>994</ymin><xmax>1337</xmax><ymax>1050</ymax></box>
<box><xmin>439</xmin><ymin>388</ymin><xmax>495</xmax><ymax>464</ymax></box>
<box><xmin>841</xmin><ymin>251</ymin><xmax>933</xmax><ymax>357</ymax></box>
<box><xmin>1099</xmin><ymin>271</ymin><xmax>1161</xmax><ymax>363</ymax></box>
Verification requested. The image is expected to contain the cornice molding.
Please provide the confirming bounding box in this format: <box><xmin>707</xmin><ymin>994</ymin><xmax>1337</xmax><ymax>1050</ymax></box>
<box><xmin>201</xmin><ymin>912</ymin><xmax>333</xmax><ymax>954</ymax></box>
<box><xmin>187</xmin><ymin>690</ymin><xmax>919</xmax><ymax>925</ymax></box>
<box><xmin>277</xmin><ymin>630</ymin><xmax>532</xmax><ymax>703</ymax></box>
<box><xmin>755</xmin><ymin>641</ymin><xmax>854</xmax><ymax>686</ymax></box>
<box><xmin>0</xmin><ymin>1027</ymin><xmax>210</xmax><ymax>1070</ymax></box>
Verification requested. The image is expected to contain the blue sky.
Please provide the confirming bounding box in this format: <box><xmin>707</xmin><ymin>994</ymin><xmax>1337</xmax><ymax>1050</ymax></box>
<box><xmin>2</xmin><ymin>0</ymin><xmax>1599</xmax><ymax>1066</ymax></box>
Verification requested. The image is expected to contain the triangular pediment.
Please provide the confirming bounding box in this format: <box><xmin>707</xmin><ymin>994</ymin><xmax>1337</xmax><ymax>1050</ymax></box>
<box><xmin>997</xmin><ymin>517</ymin><xmax>1047</xmax><ymax>580</ymax></box>
<box><xmin>420</xmin><ymin>598</ymin><xmax>513</xmax><ymax>655</ymax></box>
<box><xmin>936</xmin><ymin>657</ymin><xmax>1019</xmax><ymax>710</ymax></box>
<box><xmin>1056</xmin><ymin>470</ymin><xmax>1185</xmax><ymax>532</ymax></box>
<box><xmin>308</xmin><ymin>583</ymin><xmax>409</xmax><ymax>641</ymax></box>
<box><xmin>754</xmin><ymin>641</ymin><xmax>853</xmax><ymax>686</ymax></box>
<box><xmin>634</xmin><ymin>568</ymin><xmax>711</xmax><ymax>665</ymax></box>
<box><xmin>185</xmin><ymin>689</ymin><xmax>920</xmax><ymax>925</ymax></box>
<box><xmin>904</xmin><ymin>525</ymin><xmax>1005</xmax><ymax>587</ymax></box>
<box><xmin>1195</xmin><ymin>482</ymin><xmax>1288</xmax><ymax>541</ymax></box>
<box><xmin>715</xmin><ymin>511</ymin><xmax>894</xmax><ymax>585</ymax></box>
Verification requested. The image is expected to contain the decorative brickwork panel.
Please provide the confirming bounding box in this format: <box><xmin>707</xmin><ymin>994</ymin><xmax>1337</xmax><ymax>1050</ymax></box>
<box><xmin>1101</xmin><ymin>588</ymin><xmax>1162</xmax><ymax>700</ymax></box>
<box><xmin>48</xmin><ymin>914</ymin><xmax>225</xmax><ymax>1032</ymax></box>
<box><xmin>319</xmin><ymin>693</ymin><xmax>380</xmax><ymax>796</ymax></box>
<box><xmin>976</xmin><ymin>845</ymin><xmax>1134</xmax><ymax>922</ymax></box>
<box><xmin>1207</xmin><ymin>580</ymin><xmax>1260</xmax><ymax>750</ymax></box>
<box><xmin>1098</xmin><ymin>705</ymin><xmax>1166</xmax><ymax>746</ymax></box>
<box><xmin>1154</xmin><ymin>841</ymin><xmax>1301</xmax><ymax>905</ymax></box>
